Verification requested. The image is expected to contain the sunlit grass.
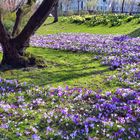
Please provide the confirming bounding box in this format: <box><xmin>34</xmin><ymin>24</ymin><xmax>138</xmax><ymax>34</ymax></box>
<box><xmin>0</xmin><ymin>47</ymin><xmax>118</xmax><ymax>91</ymax></box>
<box><xmin>37</xmin><ymin>17</ymin><xmax>140</xmax><ymax>36</ymax></box>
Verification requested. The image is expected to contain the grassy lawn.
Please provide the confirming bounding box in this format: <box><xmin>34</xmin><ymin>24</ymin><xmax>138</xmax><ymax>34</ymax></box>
<box><xmin>0</xmin><ymin>16</ymin><xmax>139</xmax><ymax>140</ymax></box>
<box><xmin>0</xmin><ymin>17</ymin><xmax>139</xmax><ymax>91</ymax></box>
<box><xmin>37</xmin><ymin>17</ymin><xmax>140</xmax><ymax>36</ymax></box>
<box><xmin>0</xmin><ymin>47</ymin><xmax>118</xmax><ymax>92</ymax></box>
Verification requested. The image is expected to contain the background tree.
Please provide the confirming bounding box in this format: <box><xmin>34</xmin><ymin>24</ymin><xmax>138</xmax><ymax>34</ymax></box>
<box><xmin>78</xmin><ymin>0</ymin><xmax>81</xmax><ymax>15</ymax></box>
<box><xmin>51</xmin><ymin>1</ymin><xmax>59</xmax><ymax>22</ymax></box>
<box><xmin>127</xmin><ymin>0</ymin><xmax>136</xmax><ymax>14</ymax></box>
<box><xmin>58</xmin><ymin>0</ymin><xmax>71</xmax><ymax>15</ymax></box>
<box><xmin>108</xmin><ymin>0</ymin><xmax>117</xmax><ymax>13</ymax></box>
<box><xmin>121</xmin><ymin>0</ymin><xmax>125</xmax><ymax>13</ymax></box>
<box><xmin>0</xmin><ymin>0</ymin><xmax>58</xmax><ymax>68</ymax></box>
<box><xmin>86</xmin><ymin>0</ymin><xmax>98</xmax><ymax>13</ymax></box>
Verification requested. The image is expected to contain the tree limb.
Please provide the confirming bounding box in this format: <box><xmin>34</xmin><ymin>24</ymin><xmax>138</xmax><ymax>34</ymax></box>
<box><xmin>12</xmin><ymin>0</ymin><xmax>35</xmax><ymax>37</ymax></box>
<box><xmin>13</xmin><ymin>0</ymin><xmax>58</xmax><ymax>47</ymax></box>
<box><xmin>0</xmin><ymin>14</ymin><xmax>10</xmax><ymax>44</ymax></box>
<box><xmin>12</xmin><ymin>8</ymin><xmax>23</xmax><ymax>37</ymax></box>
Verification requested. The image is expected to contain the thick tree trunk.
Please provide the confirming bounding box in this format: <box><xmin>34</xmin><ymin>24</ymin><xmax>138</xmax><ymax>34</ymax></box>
<box><xmin>1</xmin><ymin>40</ymin><xmax>29</xmax><ymax>67</ymax></box>
<box><xmin>0</xmin><ymin>17</ymin><xmax>30</xmax><ymax>67</ymax></box>
<box><xmin>0</xmin><ymin>0</ymin><xmax>58</xmax><ymax>68</ymax></box>
<box><xmin>1</xmin><ymin>38</ymin><xmax>45</xmax><ymax>68</ymax></box>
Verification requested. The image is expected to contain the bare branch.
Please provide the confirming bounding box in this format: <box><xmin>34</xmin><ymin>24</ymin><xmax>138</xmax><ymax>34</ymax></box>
<box><xmin>0</xmin><ymin>14</ymin><xmax>10</xmax><ymax>43</ymax></box>
<box><xmin>12</xmin><ymin>8</ymin><xmax>23</xmax><ymax>37</ymax></box>
<box><xmin>12</xmin><ymin>0</ymin><xmax>36</xmax><ymax>37</ymax></box>
<box><xmin>13</xmin><ymin>0</ymin><xmax>58</xmax><ymax>46</ymax></box>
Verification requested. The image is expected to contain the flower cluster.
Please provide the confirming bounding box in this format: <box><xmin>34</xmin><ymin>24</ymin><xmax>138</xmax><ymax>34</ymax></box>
<box><xmin>0</xmin><ymin>81</ymin><xmax>139</xmax><ymax>139</ymax></box>
<box><xmin>0</xmin><ymin>34</ymin><xmax>139</xmax><ymax>70</ymax></box>
<box><xmin>0</xmin><ymin>33</ymin><xmax>139</xmax><ymax>139</ymax></box>
<box><xmin>0</xmin><ymin>78</ymin><xmax>27</xmax><ymax>93</ymax></box>
<box><xmin>106</xmin><ymin>63</ymin><xmax>140</xmax><ymax>91</ymax></box>
<box><xmin>30</xmin><ymin>33</ymin><xmax>140</xmax><ymax>92</ymax></box>
<box><xmin>30</xmin><ymin>34</ymin><xmax>140</xmax><ymax>69</ymax></box>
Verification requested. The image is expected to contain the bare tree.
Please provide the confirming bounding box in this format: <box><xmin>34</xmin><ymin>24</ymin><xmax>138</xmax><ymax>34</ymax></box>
<box><xmin>108</xmin><ymin>0</ymin><xmax>116</xmax><ymax>13</ymax></box>
<box><xmin>86</xmin><ymin>0</ymin><xmax>98</xmax><ymax>13</ymax></box>
<box><xmin>11</xmin><ymin>0</ymin><xmax>35</xmax><ymax>37</ymax></box>
<box><xmin>0</xmin><ymin>0</ymin><xmax>58</xmax><ymax>67</ymax></box>
<box><xmin>128</xmin><ymin>0</ymin><xmax>136</xmax><ymax>14</ymax></box>
<box><xmin>121</xmin><ymin>0</ymin><xmax>125</xmax><ymax>13</ymax></box>
<box><xmin>78</xmin><ymin>0</ymin><xmax>80</xmax><ymax>15</ymax></box>
<box><xmin>51</xmin><ymin>1</ymin><xmax>59</xmax><ymax>22</ymax></box>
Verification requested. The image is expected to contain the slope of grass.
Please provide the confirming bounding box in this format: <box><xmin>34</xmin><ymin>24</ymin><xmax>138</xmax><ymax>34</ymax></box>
<box><xmin>0</xmin><ymin>47</ymin><xmax>118</xmax><ymax>92</ymax></box>
<box><xmin>0</xmin><ymin>15</ymin><xmax>139</xmax><ymax>140</ymax></box>
<box><xmin>37</xmin><ymin>17</ymin><xmax>140</xmax><ymax>36</ymax></box>
<box><xmin>0</xmin><ymin>16</ymin><xmax>139</xmax><ymax>91</ymax></box>
<box><xmin>128</xmin><ymin>27</ymin><xmax>140</xmax><ymax>37</ymax></box>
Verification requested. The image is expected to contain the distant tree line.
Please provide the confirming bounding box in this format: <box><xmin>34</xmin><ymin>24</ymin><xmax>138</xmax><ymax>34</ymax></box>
<box><xmin>58</xmin><ymin>0</ymin><xmax>140</xmax><ymax>15</ymax></box>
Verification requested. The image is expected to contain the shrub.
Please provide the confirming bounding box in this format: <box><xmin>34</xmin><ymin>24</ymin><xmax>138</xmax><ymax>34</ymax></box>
<box><xmin>62</xmin><ymin>14</ymin><xmax>140</xmax><ymax>27</ymax></box>
<box><xmin>69</xmin><ymin>16</ymin><xmax>85</xmax><ymax>24</ymax></box>
<box><xmin>123</xmin><ymin>16</ymin><xmax>134</xmax><ymax>23</ymax></box>
<box><xmin>133</xmin><ymin>18</ymin><xmax>140</xmax><ymax>24</ymax></box>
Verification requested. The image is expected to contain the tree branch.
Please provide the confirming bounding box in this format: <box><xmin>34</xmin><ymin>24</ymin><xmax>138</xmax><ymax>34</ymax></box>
<box><xmin>13</xmin><ymin>0</ymin><xmax>58</xmax><ymax>46</ymax></box>
<box><xmin>0</xmin><ymin>14</ymin><xmax>10</xmax><ymax>44</ymax></box>
<box><xmin>12</xmin><ymin>8</ymin><xmax>23</xmax><ymax>37</ymax></box>
<box><xmin>12</xmin><ymin>0</ymin><xmax>35</xmax><ymax>37</ymax></box>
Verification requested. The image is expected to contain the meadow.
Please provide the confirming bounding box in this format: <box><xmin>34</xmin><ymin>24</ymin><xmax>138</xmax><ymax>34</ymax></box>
<box><xmin>0</xmin><ymin>16</ymin><xmax>140</xmax><ymax>139</ymax></box>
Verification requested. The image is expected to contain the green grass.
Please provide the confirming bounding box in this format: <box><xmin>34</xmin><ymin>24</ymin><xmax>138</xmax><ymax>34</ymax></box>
<box><xmin>0</xmin><ymin>16</ymin><xmax>138</xmax><ymax>91</ymax></box>
<box><xmin>0</xmin><ymin>15</ymin><xmax>138</xmax><ymax>140</ymax></box>
<box><xmin>37</xmin><ymin>17</ymin><xmax>140</xmax><ymax>36</ymax></box>
<box><xmin>0</xmin><ymin>47</ymin><xmax>118</xmax><ymax>92</ymax></box>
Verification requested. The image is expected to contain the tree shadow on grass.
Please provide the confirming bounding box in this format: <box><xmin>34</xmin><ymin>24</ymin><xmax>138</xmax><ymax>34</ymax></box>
<box><xmin>18</xmin><ymin>66</ymin><xmax>109</xmax><ymax>87</ymax></box>
<box><xmin>0</xmin><ymin>64</ymin><xmax>43</xmax><ymax>72</ymax></box>
<box><xmin>0</xmin><ymin>47</ymin><xmax>110</xmax><ymax>88</ymax></box>
<box><xmin>44</xmin><ymin>21</ymin><xmax>57</xmax><ymax>26</ymax></box>
<box><xmin>0</xmin><ymin>64</ymin><xmax>19</xmax><ymax>72</ymax></box>
<box><xmin>0</xmin><ymin>54</ymin><xmax>110</xmax><ymax>88</ymax></box>
<box><xmin>127</xmin><ymin>28</ymin><xmax>140</xmax><ymax>38</ymax></box>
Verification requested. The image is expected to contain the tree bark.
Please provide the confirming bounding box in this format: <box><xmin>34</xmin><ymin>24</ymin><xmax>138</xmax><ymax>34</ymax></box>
<box><xmin>0</xmin><ymin>15</ymin><xmax>10</xmax><ymax>43</ymax></box>
<box><xmin>12</xmin><ymin>0</ymin><xmax>36</xmax><ymax>37</ymax></box>
<box><xmin>0</xmin><ymin>0</ymin><xmax>58</xmax><ymax>67</ymax></box>
<box><xmin>78</xmin><ymin>0</ymin><xmax>80</xmax><ymax>15</ymax></box>
<box><xmin>12</xmin><ymin>8</ymin><xmax>23</xmax><ymax>37</ymax></box>
<box><xmin>13</xmin><ymin>0</ymin><xmax>58</xmax><ymax>46</ymax></box>
<box><xmin>1</xmin><ymin>41</ymin><xmax>26</xmax><ymax>67</ymax></box>
<box><xmin>121</xmin><ymin>0</ymin><xmax>125</xmax><ymax>13</ymax></box>
<box><xmin>51</xmin><ymin>2</ymin><xmax>58</xmax><ymax>23</ymax></box>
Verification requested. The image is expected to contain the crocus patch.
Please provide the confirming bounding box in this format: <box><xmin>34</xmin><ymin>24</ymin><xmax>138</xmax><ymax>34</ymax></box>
<box><xmin>0</xmin><ymin>79</ymin><xmax>139</xmax><ymax>139</ymax></box>
<box><xmin>0</xmin><ymin>34</ymin><xmax>139</xmax><ymax>139</ymax></box>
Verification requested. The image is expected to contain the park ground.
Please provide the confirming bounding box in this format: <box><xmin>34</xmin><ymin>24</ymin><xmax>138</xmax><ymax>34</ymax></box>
<box><xmin>0</xmin><ymin>16</ymin><xmax>140</xmax><ymax>139</ymax></box>
<box><xmin>0</xmin><ymin>17</ymin><xmax>139</xmax><ymax>91</ymax></box>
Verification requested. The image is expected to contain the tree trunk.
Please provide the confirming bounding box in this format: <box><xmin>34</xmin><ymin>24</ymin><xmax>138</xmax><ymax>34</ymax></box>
<box><xmin>52</xmin><ymin>2</ymin><xmax>58</xmax><ymax>22</ymax></box>
<box><xmin>0</xmin><ymin>0</ymin><xmax>58</xmax><ymax>68</ymax></box>
<box><xmin>129</xmin><ymin>1</ymin><xmax>135</xmax><ymax>15</ymax></box>
<box><xmin>121</xmin><ymin>0</ymin><xmax>125</xmax><ymax>13</ymax></box>
<box><xmin>78</xmin><ymin>0</ymin><xmax>80</xmax><ymax>15</ymax></box>
<box><xmin>1</xmin><ymin>40</ymin><xmax>29</xmax><ymax>67</ymax></box>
